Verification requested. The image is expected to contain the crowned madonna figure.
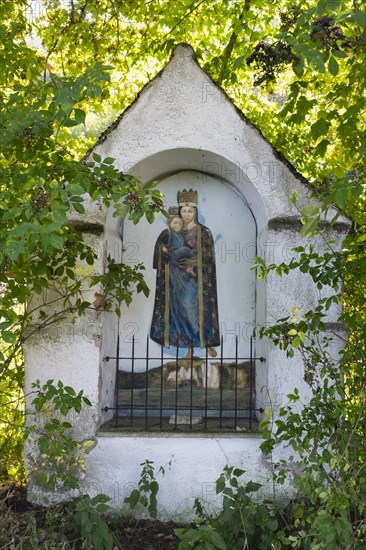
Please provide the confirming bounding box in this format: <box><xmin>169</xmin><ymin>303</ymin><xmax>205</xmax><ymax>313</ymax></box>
<box><xmin>150</xmin><ymin>189</ymin><xmax>220</xmax><ymax>358</ymax></box>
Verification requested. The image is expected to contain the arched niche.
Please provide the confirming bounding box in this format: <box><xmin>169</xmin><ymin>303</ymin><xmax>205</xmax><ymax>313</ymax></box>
<box><xmin>101</xmin><ymin>149</ymin><xmax>268</xmax><ymax>416</ymax></box>
<box><xmin>112</xmin><ymin>147</ymin><xmax>267</xmax><ymax>234</ymax></box>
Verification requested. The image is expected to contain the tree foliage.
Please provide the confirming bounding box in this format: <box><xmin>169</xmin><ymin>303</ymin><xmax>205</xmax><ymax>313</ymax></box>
<box><xmin>0</xmin><ymin>0</ymin><xmax>164</xmax><ymax>480</ymax></box>
<box><xmin>29</xmin><ymin>0</ymin><xmax>365</xmax><ymax>194</ymax></box>
<box><xmin>0</xmin><ymin>0</ymin><xmax>365</xmax><ymax>546</ymax></box>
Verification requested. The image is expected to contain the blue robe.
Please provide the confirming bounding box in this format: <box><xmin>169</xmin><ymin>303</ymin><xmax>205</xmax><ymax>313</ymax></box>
<box><xmin>150</xmin><ymin>224</ymin><xmax>220</xmax><ymax>349</ymax></box>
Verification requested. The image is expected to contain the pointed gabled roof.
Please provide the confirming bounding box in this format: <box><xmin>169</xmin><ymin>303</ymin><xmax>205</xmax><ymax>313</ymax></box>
<box><xmin>88</xmin><ymin>43</ymin><xmax>308</xmax><ymax>188</ymax></box>
<box><xmin>91</xmin><ymin>42</ymin><xmax>306</xmax><ymax>183</ymax></box>
<box><xmin>86</xmin><ymin>43</ymin><xmax>349</xmax><ymax>230</ymax></box>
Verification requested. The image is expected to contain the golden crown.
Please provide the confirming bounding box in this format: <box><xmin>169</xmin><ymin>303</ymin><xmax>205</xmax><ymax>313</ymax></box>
<box><xmin>168</xmin><ymin>206</ymin><xmax>179</xmax><ymax>216</ymax></box>
<box><xmin>177</xmin><ymin>188</ymin><xmax>198</xmax><ymax>207</ymax></box>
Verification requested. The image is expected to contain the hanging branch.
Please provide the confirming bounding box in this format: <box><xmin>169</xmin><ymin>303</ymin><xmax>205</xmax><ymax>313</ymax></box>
<box><xmin>161</xmin><ymin>0</ymin><xmax>208</xmax><ymax>40</ymax></box>
<box><xmin>217</xmin><ymin>1</ymin><xmax>250</xmax><ymax>85</ymax></box>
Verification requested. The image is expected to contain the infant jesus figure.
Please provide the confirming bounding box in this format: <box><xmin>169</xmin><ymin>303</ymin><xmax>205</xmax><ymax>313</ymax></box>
<box><xmin>161</xmin><ymin>211</ymin><xmax>197</xmax><ymax>277</ymax></box>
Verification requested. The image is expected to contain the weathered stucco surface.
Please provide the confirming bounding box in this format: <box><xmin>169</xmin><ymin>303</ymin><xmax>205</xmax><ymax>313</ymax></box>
<box><xmin>82</xmin><ymin>433</ymin><xmax>284</xmax><ymax>521</ymax></box>
<box><xmin>24</xmin><ymin>43</ymin><xmax>348</xmax><ymax>516</ymax></box>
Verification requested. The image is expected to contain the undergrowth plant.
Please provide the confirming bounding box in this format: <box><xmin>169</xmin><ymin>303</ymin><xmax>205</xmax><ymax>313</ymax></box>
<box><xmin>21</xmin><ymin>380</ymin><xmax>116</xmax><ymax>549</ymax></box>
<box><xmin>124</xmin><ymin>459</ymin><xmax>167</xmax><ymax>519</ymax></box>
<box><xmin>255</xmin><ymin>226</ymin><xmax>366</xmax><ymax>548</ymax></box>
<box><xmin>72</xmin><ymin>494</ymin><xmax>114</xmax><ymax>550</ymax></box>
<box><xmin>0</xmin><ymin>487</ymin><xmax>115</xmax><ymax>549</ymax></box>
<box><xmin>26</xmin><ymin>379</ymin><xmax>93</xmax><ymax>490</ymax></box>
<box><xmin>175</xmin><ymin>466</ymin><xmax>286</xmax><ymax>550</ymax></box>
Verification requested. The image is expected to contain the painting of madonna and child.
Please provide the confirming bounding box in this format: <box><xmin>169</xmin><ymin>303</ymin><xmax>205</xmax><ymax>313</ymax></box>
<box><xmin>114</xmin><ymin>171</ymin><xmax>257</xmax><ymax>428</ymax></box>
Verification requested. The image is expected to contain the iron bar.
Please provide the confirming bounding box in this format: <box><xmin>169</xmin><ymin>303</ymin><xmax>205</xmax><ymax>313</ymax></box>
<box><xmin>219</xmin><ymin>335</ymin><xmax>223</xmax><ymax>429</ymax></box>
<box><xmin>174</xmin><ymin>341</ymin><xmax>179</xmax><ymax>430</ymax></box>
<box><xmin>130</xmin><ymin>335</ymin><xmax>135</xmax><ymax>427</ymax></box>
<box><xmin>160</xmin><ymin>344</ymin><xmax>164</xmax><ymax>429</ymax></box>
<box><xmin>204</xmin><ymin>345</ymin><xmax>208</xmax><ymax>430</ymax></box>
<box><xmin>115</xmin><ymin>333</ymin><xmax>120</xmax><ymax>427</ymax></box>
<box><xmin>249</xmin><ymin>336</ymin><xmax>253</xmax><ymax>431</ymax></box>
<box><xmin>234</xmin><ymin>335</ymin><xmax>238</xmax><ymax>429</ymax></box>
<box><xmin>106</xmin><ymin>355</ymin><xmax>265</xmax><ymax>362</ymax></box>
<box><xmin>145</xmin><ymin>336</ymin><xmax>149</xmax><ymax>430</ymax></box>
<box><xmin>189</xmin><ymin>345</ymin><xmax>193</xmax><ymax>430</ymax></box>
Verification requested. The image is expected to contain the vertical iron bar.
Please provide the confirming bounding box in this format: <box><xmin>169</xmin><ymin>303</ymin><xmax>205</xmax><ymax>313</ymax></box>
<box><xmin>219</xmin><ymin>336</ymin><xmax>223</xmax><ymax>429</ymax></box>
<box><xmin>174</xmin><ymin>341</ymin><xmax>179</xmax><ymax>430</ymax></box>
<box><xmin>249</xmin><ymin>336</ymin><xmax>253</xmax><ymax>431</ymax></box>
<box><xmin>204</xmin><ymin>345</ymin><xmax>208</xmax><ymax>430</ymax></box>
<box><xmin>115</xmin><ymin>333</ymin><xmax>120</xmax><ymax>427</ymax></box>
<box><xmin>145</xmin><ymin>336</ymin><xmax>149</xmax><ymax>431</ymax></box>
<box><xmin>234</xmin><ymin>335</ymin><xmax>238</xmax><ymax>429</ymax></box>
<box><xmin>130</xmin><ymin>335</ymin><xmax>135</xmax><ymax>427</ymax></box>
<box><xmin>189</xmin><ymin>345</ymin><xmax>193</xmax><ymax>430</ymax></box>
<box><xmin>160</xmin><ymin>344</ymin><xmax>164</xmax><ymax>429</ymax></box>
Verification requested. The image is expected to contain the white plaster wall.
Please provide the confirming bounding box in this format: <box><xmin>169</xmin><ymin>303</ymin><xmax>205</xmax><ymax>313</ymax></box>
<box><xmin>81</xmin><ymin>433</ymin><xmax>293</xmax><ymax>520</ymax></box>
<box><xmin>24</xmin><ymin>230</ymin><xmax>105</xmax><ymax>440</ymax></box>
<box><xmin>265</xmin><ymin>228</ymin><xmax>344</xmax><ymax>323</ymax></box>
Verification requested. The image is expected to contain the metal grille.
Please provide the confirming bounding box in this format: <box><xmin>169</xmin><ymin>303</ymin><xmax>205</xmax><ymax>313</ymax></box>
<box><xmin>103</xmin><ymin>336</ymin><xmax>265</xmax><ymax>432</ymax></box>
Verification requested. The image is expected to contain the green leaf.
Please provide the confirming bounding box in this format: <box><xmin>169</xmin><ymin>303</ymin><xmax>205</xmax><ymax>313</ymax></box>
<box><xmin>216</xmin><ymin>477</ymin><xmax>226</xmax><ymax>494</ymax></box>
<box><xmin>309</xmin><ymin>55</ymin><xmax>325</xmax><ymax>73</ymax></box>
<box><xmin>336</xmin><ymin>187</ymin><xmax>349</xmax><ymax>209</ymax></box>
<box><xmin>292</xmin><ymin>336</ymin><xmax>301</xmax><ymax>348</ymax></box>
<box><xmin>126</xmin><ymin>489</ymin><xmax>140</xmax><ymax>508</ymax></box>
<box><xmin>311</xmin><ymin>119</ymin><xmax>330</xmax><ymax>140</ymax></box>
<box><xmin>70</xmin><ymin>195</ymin><xmax>84</xmax><ymax>202</ymax></box>
<box><xmin>328</xmin><ymin>56</ymin><xmax>339</xmax><ymax>76</ymax></box>
<box><xmin>79</xmin><ymin>510</ymin><xmax>89</xmax><ymax>525</ymax></box>
<box><xmin>246</xmin><ymin>480</ymin><xmax>262</xmax><ymax>492</ymax></box>
<box><xmin>47</xmin><ymin>234</ymin><xmax>64</xmax><ymax>250</ymax></box>
<box><xmin>293</xmin><ymin>56</ymin><xmax>304</xmax><ymax>76</ymax></box>
<box><xmin>73</xmin><ymin>108</ymin><xmax>86</xmax><ymax>125</ymax></box>
<box><xmin>2</xmin><ymin>331</ymin><xmax>17</xmax><ymax>344</ymax></box>
<box><xmin>61</xmin><ymin>421</ymin><xmax>72</xmax><ymax>428</ymax></box>
<box><xmin>300</xmin><ymin>216</ymin><xmax>320</xmax><ymax>237</ymax></box>
<box><xmin>211</xmin><ymin>530</ymin><xmax>227</xmax><ymax>550</ymax></box>
<box><xmin>233</xmin><ymin>56</ymin><xmax>245</xmax><ymax>70</ymax></box>
<box><xmin>318</xmin><ymin>0</ymin><xmax>341</xmax><ymax>14</ymax></box>
<box><xmin>314</xmin><ymin>138</ymin><xmax>330</xmax><ymax>157</ymax></box>
<box><xmin>73</xmin><ymin>203</ymin><xmax>85</xmax><ymax>214</ymax></box>
<box><xmin>302</xmin><ymin>204</ymin><xmax>319</xmax><ymax>217</ymax></box>
<box><xmin>63</xmin><ymin>118</ymin><xmax>79</xmax><ymax>127</ymax></box>
<box><xmin>146</xmin><ymin>209</ymin><xmax>154</xmax><ymax>223</ymax></box>
<box><xmin>67</xmin><ymin>183</ymin><xmax>85</xmax><ymax>195</ymax></box>
<box><xmin>290</xmin><ymin>190</ymin><xmax>298</xmax><ymax>204</ymax></box>
<box><xmin>92</xmin><ymin>152</ymin><xmax>101</xmax><ymax>163</ymax></box>
<box><xmin>342</xmin><ymin>9</ymin><xmax>366</xmax><ymax>27</ymax></box>
<box><xmin>332</xmin><ymin>49</ymin><xmax>348</xmax><ymax>59</ymax></box>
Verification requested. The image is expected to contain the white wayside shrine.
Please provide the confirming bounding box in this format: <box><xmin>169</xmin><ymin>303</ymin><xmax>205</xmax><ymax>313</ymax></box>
<box><xmin>24</xmin><ymin>44</ymin><xmax>348</xmax><ymax>517</ymax></box>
